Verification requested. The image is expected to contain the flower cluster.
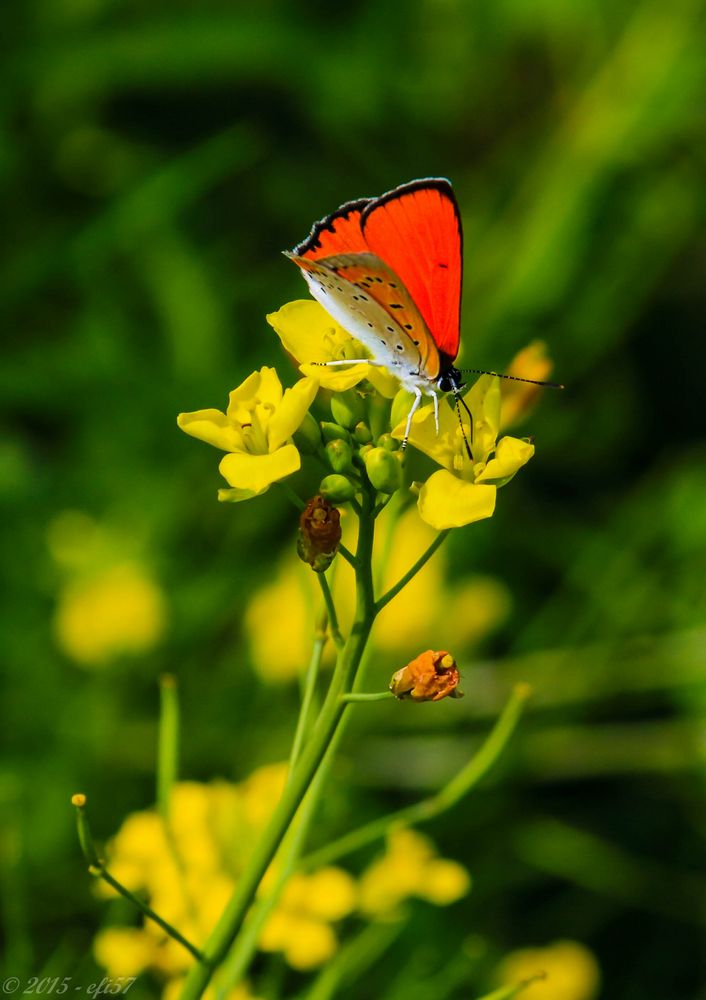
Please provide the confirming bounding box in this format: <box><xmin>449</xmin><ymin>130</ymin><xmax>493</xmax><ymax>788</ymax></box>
<box><xmin>178</xmin><ymin>299</ymin><xmax>541</xmax><ymax>532</ymax></box>
<box><xmin>94</xmin><ymin>767</ymin><xmax>470</xmax><ymax>993</ymax></box>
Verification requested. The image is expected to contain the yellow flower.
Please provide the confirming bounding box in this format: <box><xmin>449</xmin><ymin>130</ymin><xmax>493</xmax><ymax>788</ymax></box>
<box><xmin>95</xmin><ymin>770</ymin><xmax>288</xmax><ymax>982</ymax></box>
<box><xmin>359</xmin><ymin>828</ymin><xmax>470</xmax><ymax>917</ymax></box>
<box><xmin>393</xmin><ymin>375</ymin><xmax>534</xmax><ymax>530</ymax></box>
<box><xmin>267</xmin><ymin>300</ymin><xmax>399</xmax><ymax>398</ymax></box>
<box><xmin>178</xmin><ymin>367</ymin><xmax>318</xmax><ymax>501</ymax></box>
<box><xmin>374</xmin><ymin>506</ymin><xmax>510</xmax><ymax>654</ymax></box>
<box><xmin>495</xmin><ymin>941</ymin><xmax>600</xmax><ymax>1000</ymax></box>
<box><xmin>163</xmin><ymin>979</ymin><xmax>261</xmax><ymax>1000</ymax></box>
<box><xmin>53</xmin><ymin>562</ymin><xmax>167</xmax><ymax>666</ymax></box>
<box><xmin>93</xmin><ymin>928</ymin><xmax>158</xmax><ymax>978</ymax></box>
<box><xmin>259</xmin><ymin>867</ymin><xmax>357</xmax><ymax>970</ymax></box>
<box><xmin>500</xmin><ymin>341</ymin><xmax>555</xmax><ymax>429</ymax></box>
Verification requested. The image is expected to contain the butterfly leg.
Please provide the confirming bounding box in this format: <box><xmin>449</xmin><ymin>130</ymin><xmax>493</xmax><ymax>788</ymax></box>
<box><xmin>401</xmin><ymin>387</ymin><xmax>423</xmax><ymax>451</ymax></box>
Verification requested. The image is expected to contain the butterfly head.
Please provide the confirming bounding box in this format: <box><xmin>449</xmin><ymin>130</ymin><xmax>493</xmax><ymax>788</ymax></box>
<box><xmin>437</xmin><ymin>366</ymin><xmax>464</xmax><ymax>395</ymax></box>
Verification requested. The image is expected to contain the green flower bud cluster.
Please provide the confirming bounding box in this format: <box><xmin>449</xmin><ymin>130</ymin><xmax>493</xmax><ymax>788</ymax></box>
<box><xmin>313</xmin><ymin>389</ymin><xmax>406</xmax><ymax>503</ymax></box>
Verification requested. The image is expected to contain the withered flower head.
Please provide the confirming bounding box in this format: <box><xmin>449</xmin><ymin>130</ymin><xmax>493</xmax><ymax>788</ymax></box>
<box><xmin>297</xmin><ymin>495</ymin><xmax>342</xmax><ymax>573</ymax></box>
<box><xmin>390</xmin><ymin>650</ymin><xmax>463</xmax><ymax>702</ymax></box>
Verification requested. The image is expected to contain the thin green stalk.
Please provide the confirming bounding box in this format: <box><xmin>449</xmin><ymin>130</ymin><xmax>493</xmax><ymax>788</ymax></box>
<box><xmin>71</xmin><ymin>796</ymin><xmax>205</xmax><ymax>964</ymax></box>
<box><xmin>157</xmin><ymin>673</ymin><xmax>179</xmax><ymax>821</ymax></box>
<box><xmin>337</xmin><ymin>542</ymin><xmax>356</xmax><ymax>568</ymax></box>
<box><xmin>473</xmin><ymin>975</ymin><xmax>546</xmax><ymax>1000</ymax></box>
<box><xmin>215</xmin><ymin>758</ymin><xmax>330</xmax><ymax>992</ymax></box>
<box><xmin>288</xmin><ymin>635</ymin><xmax>326</xmax><ymax>778</ymax></box>
<box><xmin>300</xmin><ymin>683</ymin><xmax>530</xmax><ymax>871</ymax></box>
<box><xmin>317</xmin><ymin>573</ymin><xmax>344</xmax><ymax>649</ymax></box>
<box><xmin>179</xmin><ymin>489</ymin><xmax>378</xmax><ymax>1000</ymax></box>
<box><xmin>375</xmin><ymin>529</ymin><xmax>450</xmax><ymax>612</ymax></box>
<box><xmin>278</xmin><ymin>481</ymin><xmax>305</xmax><ymax>511</ymax></box>
<box><xmin>300</xmin><ymin>919</ymin><xmax>403</xmax><ymax>1000</ymax></box>
<box><xmin>341</xmin><ymin>691</ymin><xmax>393</xmax><ymax>703</ymax></box>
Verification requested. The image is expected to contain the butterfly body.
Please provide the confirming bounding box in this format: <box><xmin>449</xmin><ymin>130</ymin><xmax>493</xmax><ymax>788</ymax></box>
<box><xmin>287</xmin><ymin>178</ymin><xmax>465</xmax><ymax>408</ymax></box>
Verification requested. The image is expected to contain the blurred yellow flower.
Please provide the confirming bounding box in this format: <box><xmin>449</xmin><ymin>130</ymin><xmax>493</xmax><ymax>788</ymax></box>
<box><xmin>178</xmin><ymin>367</ymin><xmax>318</xmax><ymax>501</ymax></box>
<box><xmin>94</xmin><ymin>766</ymin><xmax>353</xmax><ymax>984</ymax></box>
<box><xmin>374</xmin><ymin>507</ymin><xmax>510</xmax><ymax>655</ymax></box>
<box><xmin>359</xmin><ymin>828</ymin><xmax>470</xmax><ymax>917</ymax></box>
<box><xmin>267</xmin><ymin>300</ymin><xmax>399</xmax><ymax>398</ymax></box>
<box><xmin>259</xmin><ymin>867</ymin><xmax>357</xmax><ymax>970</ymax></box>
<box><xmin>162</xmin><ymin>979</ymin><xmax>261</xmax><ymax>1000</ymax></box>
<box><xmin>394</xmin><ymin>375</ymin><xmax>534</xmax><ymax>529</ymax></box>
<box><xmin>53</xmin><ymin>561</ymin><xmax>166</xmax><ymax>666</ymax></box>
<box><xmin>500</xmin><ymin>341</ymin><xmax>555</xmax><ymax>429</ymax></box>
<box><xmin>244</xmin><ymin>555</ymin><xmax>318</xmax><ymax>681</ymax></box>
<box><xmin>243</xmin><ymin>505</ymin><xmax>510</xmax><ymax>684</ymax></box>
<box><xmin>496</xmin><ymin>941</ymin><xmax>600</xmax><ymax>1000</ymax></box>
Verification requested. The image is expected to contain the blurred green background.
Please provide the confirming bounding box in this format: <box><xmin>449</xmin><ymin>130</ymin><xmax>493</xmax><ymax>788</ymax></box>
<box><xmin>3</xmin><ymin>0</ymin><xmax>706</xmax><ymax>996</ymax></box>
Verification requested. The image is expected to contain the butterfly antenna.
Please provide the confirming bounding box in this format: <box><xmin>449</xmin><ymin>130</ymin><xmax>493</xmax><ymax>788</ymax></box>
<box><xmin>459</xmin><ymin>369</ymin><xmax>565</xmax><ymax>389</ymax></box>
<box><xmin>453</xmin><ymin>388</ymin><xmax>473</xmax><ymax>460</ymax></box>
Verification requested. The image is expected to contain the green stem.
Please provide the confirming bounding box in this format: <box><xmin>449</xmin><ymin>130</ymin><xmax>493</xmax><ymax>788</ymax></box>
<box><xmin>215</xmin><ymin>764</ymin><xmax>329</xmax><ymax>992</ymax></box>
<box><xmin>337</xmin><ymin>542</ymin><xmax>356</xmax><ymax>568</ymax></box>
<box><xmin>71</xmin><ymin>796</ymin><xmax>205</xmax><ymax>964</ymax></box>
<box><xmin>473</xmin><ymin>975</ymin><xmax>546</xmax><ymax>1000</ymax></box>
<box><xmin>179</xmin><ymin>489</ymin><xmax>378</xmax><ymax>1000</ymax></box>
<box><xmin>300</xmin><ymin>683</ymin><xmax>530</xmax><ymax>871</ymax></box>
<box><xmin>288</xmin><ymin>635</ymin><xmax>326</xmax><ymax>778</ymax></box>
<box><xmin>317</xmin><ymin>573</ymin><xmax>344</xmax><ymax>649</ymax></box>
<box><xmin>279</xmin><ymin>481</ymin><xmax>305</xmax><ymax>511</ymax></box>
<box><xmin>375</xmin><ymin>530</ymin><xmax>450</xmax><ymax>613</ymax></box>
<box><xmin>157</xmin><ymin>674</ymin><xmax>179</xmax><ymax>821</ymax></box>
<box><xmin>301</xmin><ymin>919</ymin><xmax>403</xmax><ymax>1000</ymax></box>
<box><xmin>341</xmin><ymin>691</ymin><xmax>393</xmax><ymax>703</ymax></box>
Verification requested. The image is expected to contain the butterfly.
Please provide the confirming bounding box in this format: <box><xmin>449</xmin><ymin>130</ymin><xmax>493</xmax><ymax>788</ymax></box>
<box><xmin>286</xmin><ymin>178</ymin><xmax>559</xmax><ymax>450</ymax></box>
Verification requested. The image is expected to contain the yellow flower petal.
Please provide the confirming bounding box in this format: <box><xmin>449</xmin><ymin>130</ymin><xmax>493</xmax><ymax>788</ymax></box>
<box><xmin>177</xmin><ymin>409</ymin><xmax>245</xmax><ymax>452</ymax></box>
<box><xmin>270</xmin><ymin>300</ymin><xmax>390</xmax><ymax>391</ymax></box>
<box><xmin>366</xmin><ymin>366</ymin><xmax>401</xmax><ymax>398</ymax></box>
<box><xmin>94</xmin><ymin>927</ymin><xmax>155</xmax><ymax>977</ymax></box>
<box><xmin>267</xmin><ymin>377</ymin><xmax>319</xmax><ymax>452</ymax></box>
<box><xmin>418</xmin><ymin>470</ymin><xmax>496</xmax><ymax>529</ymax></box>
<box><xmin>227</xmin><ymin>367</ymin><xmax>282</xmax><ymax>416</ymax></box>
<box><xmin>392</xmin><ymin>399</ymin><xmax>457</xmax><ymax>470</ymax></box>
<box><xmin>299</xmin><ymin>361</ymin><xmax>371</xmax><ymax>391</ymax></box>
<box><xmin>219</xmin><ymin>445</ymin><xmax>300</xmax><ymax>492</ymax></box>
<box><xmin>500</xmin><ymin>340</ymin><xmax>554</xmax><ymax>429</ymax></box>
<box><xmin>218</xmin><ymin>486</ymin><xmax>269</xmax><ymax>503</ymax></box>
<box><xmin>283</xmin><ymin>917</ymin><xmax>337</xmax><ymax>970</ymax></box>
<box><xmin>301</xmin><ymin>868</ymin><xmax>358</xmax><ymax>921</ymax></box>
<box><xmin>420</xmin><ymin>859</ymin><xmax>471</xmax><ymax>905</ymax></box>
<box><xmin>465</xmin><ymin>375</ymin><xmax>501</xmax><ymax>465</ymax></box>
<box><xmin>268</xmin><ymin>300</ymin><xmax>354</xmax><ymax>364</ymax></box>
<box><xmin>475</xmin><ymin>436</ymin><xmax>535</xmax><ymax>485</ymax></box>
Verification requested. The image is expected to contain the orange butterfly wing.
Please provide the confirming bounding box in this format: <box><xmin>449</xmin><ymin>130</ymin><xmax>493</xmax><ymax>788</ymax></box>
<box><xmin>360</xmin><ymin>179</ymin><xmax>463</xmax><ymax>362</ymax></box>
<box><xmin>293</xmin><ymin>198</ymin><xmax>370</xmax><ymax>259</ymax></box>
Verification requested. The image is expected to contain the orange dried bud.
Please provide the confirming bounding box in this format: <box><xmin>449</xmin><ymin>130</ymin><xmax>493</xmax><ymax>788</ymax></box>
<box><xmin>389</xmin><ymin>650</ymin><xmax>463</xmax><ymax>702</ymax></box>
<box><xmin>297</xmin><ymin>495</ymin><xmax>342</xmax><ymax>573</ymax></box>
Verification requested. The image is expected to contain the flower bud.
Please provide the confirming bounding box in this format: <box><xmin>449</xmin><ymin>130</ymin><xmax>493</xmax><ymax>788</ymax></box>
<box><xmin>325</xmin><ymin>438</ymin><xmax>354</xmax><ymax>474</ymax></box>
<box><xmin>377</xmin><ymin>433</ymin><xmax>399</xmax><ymax>452</ymax></box>
<box><xmin>297</xmin><ymin>495</ymin><xmax>342</xmax><ymax>572</ymax></box>
<box><xmin>390</xmin><ymin>389</ymin><xmax>416</xmax><ymax>432</ymax></box>
<box><xmin>331</xmin><ymin>390</ymin><xmax>366</xmax><ymax>430</ymax></box>
<box><xmin>364</xmin><ymin>446</ymin><xmax>403</xmax><ymax>494</ymax></box>
<box><xmin>319</xmin><ymin>475</ymin><xmax>357</xmax><ymax>504</ymax></box>
<box><xmin>353</xmin><ymin>422</ymin><xmax>373</xmax><ymax>445</ymax></box>
<box><xmin>293</xmin><ymin>411</ymin><xmax>322</xmax><ymax>454</ymax></box>
<box><xmin>320</xmin><ymin>421</ymin><xmax>351</xmax><ymax>444</ymax></box>
<box><xmin>390</xmin><ymin>650</ymin><xmax>463</xmax><ymax>702</ymax></box>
